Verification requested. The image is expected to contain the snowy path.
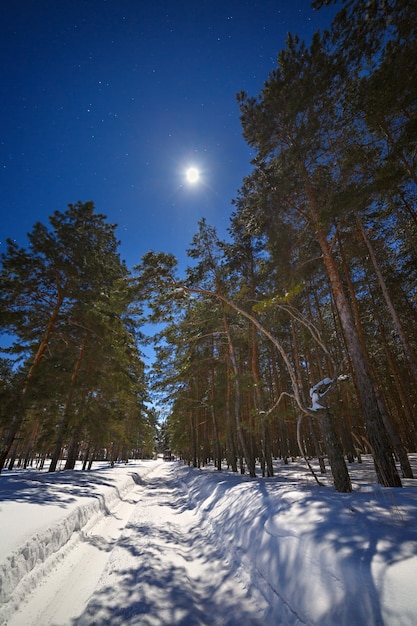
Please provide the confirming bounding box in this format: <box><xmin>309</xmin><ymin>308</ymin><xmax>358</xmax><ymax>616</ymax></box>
<box><xmin>3</xmin><ymin>457</ymin><xmax>417</xmax><ymax>625</ymax></box>
<box><xmin>6</xmin><ymin>467</ymin><xmax>148</xmax><ymax>626</ymax></box>
<box><xmin>6</xmin><ymin>462</ymin><xmax>268</xmax><ymax>626</ymax></box>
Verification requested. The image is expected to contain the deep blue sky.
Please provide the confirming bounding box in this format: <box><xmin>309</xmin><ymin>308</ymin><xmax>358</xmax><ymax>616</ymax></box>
<box><xmin>1</xmin><ymin>0</ymin><xmax>335</xmax><ymax>272</ymax></box>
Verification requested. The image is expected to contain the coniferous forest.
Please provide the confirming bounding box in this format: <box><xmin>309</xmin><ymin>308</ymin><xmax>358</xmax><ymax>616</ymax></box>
<box><xmin>1</xmin><ymin>0</ymin><xmax>416</xmax><ymax>492</ymax></box>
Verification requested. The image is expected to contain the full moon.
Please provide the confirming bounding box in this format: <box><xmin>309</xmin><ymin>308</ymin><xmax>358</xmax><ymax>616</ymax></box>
<box><xmin>186</xmin><ymin>167</ymin><xmax>200</xmax><ymax>184</ymax></box>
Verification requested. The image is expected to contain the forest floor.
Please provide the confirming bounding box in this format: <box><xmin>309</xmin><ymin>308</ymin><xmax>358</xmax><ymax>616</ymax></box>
<box><xmin>1</xmin><ymin>456</ymin><xmax>417</xmax><ymax>625</ymax></box>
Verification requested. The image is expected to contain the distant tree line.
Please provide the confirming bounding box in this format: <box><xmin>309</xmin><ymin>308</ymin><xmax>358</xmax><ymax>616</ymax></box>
<box><xmin>135</xmin><ymin>0</ymin><xmax>417</xmax><ymax>491</ymax></box>
<box><xmin>0</xmin><ymin>202</ymin><xmax>155</xmax><ymax>472</ymax></box>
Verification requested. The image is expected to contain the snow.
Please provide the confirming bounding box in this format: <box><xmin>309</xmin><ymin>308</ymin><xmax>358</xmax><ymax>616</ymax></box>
<box><xmin>309</xmin><ymin>377</ymin><xmax>335</xmax><ymax>411</ymax></box>
<box><xmin>1</xmin><ymin>457</ymin><xmax>417</xmax><ymax>625</ymax></box>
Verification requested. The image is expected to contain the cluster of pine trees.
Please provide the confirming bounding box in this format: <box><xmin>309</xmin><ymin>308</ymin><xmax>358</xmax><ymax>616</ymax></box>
<box><xmin>1</xmin><ymin>1</ymin><xmax>415</xmax><ymax>491</ymax></box>
<box><xmin>136</xmin><ymin>0</ymin><xmax>417</xmax><ymax>491</ymax></box>
<box><xmin>0</xmin><ymin>202</ymin><xmax>155</xmax><ymax>472</ymax></box>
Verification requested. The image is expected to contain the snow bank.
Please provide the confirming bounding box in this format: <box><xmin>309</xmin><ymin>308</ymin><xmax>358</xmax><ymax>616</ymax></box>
<box><xmin>1</xmin><ymin>458</ymin><xmax>417</xmax><ymax>625</ymax></box>
<box><xmin>177</xmin><ymin>459</ymin><xmax>417</xmax><ymax>626</ymax></box>
<box><xmin>0</xmin><ymin>463</ymin><xmax>151</xmax><ymax>621</ymax></box>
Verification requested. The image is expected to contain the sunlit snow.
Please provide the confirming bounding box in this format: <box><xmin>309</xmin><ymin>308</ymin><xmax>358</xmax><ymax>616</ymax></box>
<box><xmin>1</xmin><ymin>457</ymin><xmax>417</xmax><ymax>625</ymax></box>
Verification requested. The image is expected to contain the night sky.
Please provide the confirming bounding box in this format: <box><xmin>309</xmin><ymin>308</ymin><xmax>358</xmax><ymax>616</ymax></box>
<box><xmin>1</xmin><ymin>0</ymin><xmax>336</xmax><ymax>274</ymax></box>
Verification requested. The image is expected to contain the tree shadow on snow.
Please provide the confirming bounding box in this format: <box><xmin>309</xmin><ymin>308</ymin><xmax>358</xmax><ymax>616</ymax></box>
<box><xmin>73</xmin><ymin>471</ymin><xmax>268</xmax><ymax>626</ymax></box>
<box><xmin>197</xmin><ymin>470</ymin><xmax>417</xmax><ymax>626</ymax></box>
<box><xmin>0</xmin><ymin>467</ymin><xmax>136</xmax><ymax>508</ymax></box>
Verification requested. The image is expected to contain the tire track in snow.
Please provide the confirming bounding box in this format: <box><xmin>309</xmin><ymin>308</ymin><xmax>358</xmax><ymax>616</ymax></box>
<box><xmin>75</xmin><ymin>462</ymin><xmax>269</xmax><ymax>625</ymax></box>
<box><xmin>5</xmin><ymin>464</ymin><xmax>161</xmax><ymax>626</ymax></box>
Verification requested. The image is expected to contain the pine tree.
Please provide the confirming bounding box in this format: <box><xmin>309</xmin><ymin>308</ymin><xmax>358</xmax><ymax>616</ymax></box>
<box><xmin>0</xmin><ymin>201</ymin><xmax>148</xmax><ymax>471</ymax></box>
<box><xmin>236</xmin><ymin>30</ymin><xmax>402</xmax><ymax>487</ymax></box>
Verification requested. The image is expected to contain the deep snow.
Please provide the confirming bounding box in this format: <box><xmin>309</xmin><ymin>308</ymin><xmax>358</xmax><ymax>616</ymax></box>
<box><xmin>1</xmin><ymin>456</ymin><xmax>417</xmax><ymax>625</ymax></box>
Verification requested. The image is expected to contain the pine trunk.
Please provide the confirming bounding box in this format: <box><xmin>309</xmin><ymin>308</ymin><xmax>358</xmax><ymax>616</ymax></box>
<box><xmin>300</xmin><ymin>167</ymin><xmax>401</xmax><ymax>487</ymax></box>
<box><xmin>0</xmin><ymin>291</ymin><xmax>65</xmax><ymax>472</ymax></box>
<box><xmin>49</xmin><ymin>337</ymin><xmax>86</xmax><ymax>473</ymax></box>
<box><xmin>222</xmin><ymin>309</ymin><xmax>256</xmax><ymax>477</ymax></box>
<box><xmin>319</xmin><ymin>410</ymin><xmax>352</xmax><ymax>492</ymax></box>
<box><xmin>356</xmin><ymin>213</ymin><xmax>417</xmax><ymax>383</ymax></box>
<box><xmin>316</xmin><ymin>227</ymin><xmax>401</xmax><ymax>487</ymax></box>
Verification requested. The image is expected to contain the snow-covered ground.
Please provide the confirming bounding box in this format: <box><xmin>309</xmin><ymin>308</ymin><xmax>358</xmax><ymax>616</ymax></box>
<box><xmin>1</xmin><ymin>456</ymin><xmax>417</xmax><ymax>625</ymax></box>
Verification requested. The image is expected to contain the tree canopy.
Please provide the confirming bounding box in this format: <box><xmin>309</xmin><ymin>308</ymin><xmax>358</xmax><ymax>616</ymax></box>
<box><xmin>0</xmin><ymin>202</ymin><xmax>153</xmax><ymax>472</ymax></box>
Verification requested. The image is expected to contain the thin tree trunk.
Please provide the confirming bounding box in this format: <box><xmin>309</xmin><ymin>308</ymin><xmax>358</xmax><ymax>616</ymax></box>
<box><xmin>225</xmin><ymin>357</ymin><xmax>238</xmax><ymax>472</ymax></box>
<box><xmin>222</xmin><ymin>308</ymin><xmax>256</xmax><ymax>477</ymax></box>
<box><xmin>250</xmin><ymin>325</ymin><xmax>273</xmax><ymax>476</ymax></box>
<box><xmin>64</xmin><ymin>435</ymin><xmax>80</xmax><ymax>470</ymax></box>
<box><xmin>0</xmin><ymin>289</ymin><xmax>65</xmax><ymax>472</ymax></box>
<box><xmin>298</xmin><ymin>168</ymin><xmax>401</xmax><ymax>486</ymax></box>
<box><xmin>378</xmin><ymin>319</ymin><xmax>417</xmax><ymax>448</ymax></box>
<box><xmin>210</xmin><ymin>336</ymin><xmax>222</xmax><ymax>471</ymax></box>
<box><xmin>319</xmin><ymin>409</ymin><xmax>352</xmax><ymax>492</ymax></box>
<box><xmin>82</xmin><ymin>444</ymin><xmax>91</xmax><ymax>471</ymax></box>
<box><xmin>354</xmin><ymin>252</ymin><xmax>414</xmax><ymax>478</ymax></box>
<box><xmin>190</xmin><ymin>409</ymin><xmax>198</xmax><ymax>468</ymax></box>
<box><xmin>315</xmin><ymin>226</ymin><xmax>401</xmax><ymax>487</ymax></box>
<box><xmin>49</xmin><ymin>337</ymin><xmax>87</xmax><ymax>472</ymax></box>
<box><xmin>356</xmin><ymin>213</ymin><xmax>417</xmax><ymax>382</ymax></box>
<box><xmin>291</xmin><ymin>321</ymin><xmax>326</xmax><ymax>472</ymax></box>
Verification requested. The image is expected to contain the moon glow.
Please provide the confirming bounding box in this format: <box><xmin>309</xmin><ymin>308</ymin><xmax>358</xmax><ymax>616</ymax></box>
<box><xmin>186</xmin><ymin>167</ymin><xmax>200</xmax><ymax>184</ymax></box>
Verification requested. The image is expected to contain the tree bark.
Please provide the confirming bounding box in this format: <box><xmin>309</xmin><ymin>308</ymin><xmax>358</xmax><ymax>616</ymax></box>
<box><xmin>222</xmin><ymin>308</ymin><xmax>256</xmax><ymax>477</ymax></box>
<box><xmin>315</xmin><ymin>226</ymin><xmax>401</xmax><ymax>487</ymax></box>
<box><xmin>319</xmin><ymin>409</ymin><xmax>352</xmax><ymax>492</ymax></box>
<box><xmin>49</xmin><ymin>337</ymin><xmax>86</xmax><ymax>472</ymax></box>
<box><xmin>356</xmin><ymin>213</ymin><xmax>417</xmax><ymax>383</ymax></box>
<box><xmin>250</xmin><ymin>325</ymin><xmax>273</xmax><ymax>476</ymax></box>
<box><xmin>0</xmin><ymin>289</ymin><xmax>65</xmax><ymax>472</ymax></box>
<box><xmin>300</xmin><ymin>167</ymin><xmax>402</xmax><ymax>487</ymax></box>
<box><xmin>291</xmin><ymin>321</ymin><xmax>326</xmax><ymax>472</ymax></box>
